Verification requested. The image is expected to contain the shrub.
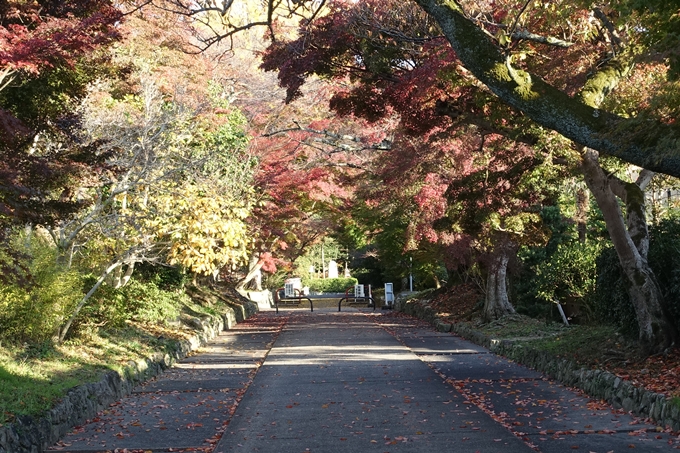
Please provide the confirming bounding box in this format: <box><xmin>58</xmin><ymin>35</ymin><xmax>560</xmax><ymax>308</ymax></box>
<box><xmin>648</xmin><ymin>217</ymin><xmax>680</xmax><ymax>333</ymax></box>
<box><xmin>513</xmin><ymin>206</ymin><xmax>580</xmax><ymax>320</ymax></box>
<box><xmin>133</xmin><ymin>262</ymin><xmax>187</xmax><ymax>291</ymax></box>
<box><xmin>74</xmin><ymin>278</ymin><xmax>184</xmax><ymax>334</ymax></box>
<box><xmin>301</xmin><ymin>277</ymin><xmax>359</xmax><ymax>293</ymax></box>
<box><xmin>0</xmin><ymin>234</ymin><xmax>83</xmax><ymax>344</ymax></box>
<box><xmin>123</xmin><ymin>279</ymin><xmax>185</xmax><ymax>323</ymax></box>
<box><xmin>593</xmin><ymin>217</ymin><xmax>680</xmax><ymax>338</ymax></box>
<box><xmin>262</xmin><ymin>269</ymin><xmax>288</xmax><ymax>292</ymax></box>
<box><xmin>76</xmin><ymin>276</ymin><xmax>129</xmax><ymax>330</ymax></box>
<box><xmin>534</xmin><ymin>240</ymin><xmax>601</xmax><ymax>322</ymax></box>
<box><xmin>593</xmin><ymin>246</ymin><xmax>638</xmax><ymax>337</ymax></box>
<box><xmin>513</xmin><ymin>245</ymin><xmax>550</xmax><ymax>319</ymax></box>
<box><xmin>515</xmin><ymin>240</ymin><xmax>601</xmax><ymax>323</ymax></box>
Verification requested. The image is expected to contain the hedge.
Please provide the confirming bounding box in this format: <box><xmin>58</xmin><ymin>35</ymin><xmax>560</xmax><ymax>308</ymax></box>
<box><xmin>302</xmin><ymin>277</ymin><xmax>359</xmax><ymax>293</ymax></box>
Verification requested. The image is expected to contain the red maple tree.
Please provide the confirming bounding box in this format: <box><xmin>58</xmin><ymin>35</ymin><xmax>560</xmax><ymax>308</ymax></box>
<box><xmin>0</xmin><ymin>1</ymin><xmax>123</xmax><ymax>282</ymax></box>
<box><xmin>260</xmin><ymin>0</ymin><xmax>569</xmax><ymax>317</ymax></box>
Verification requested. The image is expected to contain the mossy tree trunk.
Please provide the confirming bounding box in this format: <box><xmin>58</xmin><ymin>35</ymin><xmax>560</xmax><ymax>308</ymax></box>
<box><xmin>483</xmin><ymin>237</ymin><xmax>516</xmax><ymax>321</ymax></box>
<box><xmin>411</xmin><ymin>0</ymin><xmax>680</xmax><ymax>177</ymax></box>
<box><xmin>581</xmin><ymin>149</ymin><xmax>676</xmax><ymax>353</ymax></box>
<box><xmin>413</xmin><ymin>0</ymin><xmax>678</xmax><ymax>351</ymax></box>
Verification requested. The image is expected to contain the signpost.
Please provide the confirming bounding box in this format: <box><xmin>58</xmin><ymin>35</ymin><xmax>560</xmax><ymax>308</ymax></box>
<box><xmin>384</xmin><ymin>283</ymin><xmax>394</xmax><ymax>309</ymax></box>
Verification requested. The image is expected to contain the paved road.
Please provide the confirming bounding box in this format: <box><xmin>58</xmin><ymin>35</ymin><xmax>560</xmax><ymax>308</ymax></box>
<box><xmin>49</xmin><ymin>308</ymin><xmax>680</xmax><ymax>453</ymax></box>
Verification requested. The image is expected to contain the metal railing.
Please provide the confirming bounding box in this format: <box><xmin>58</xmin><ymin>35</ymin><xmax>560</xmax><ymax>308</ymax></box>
<box><xmin>274</xmin><ymin>287</ymin><xmax>313</xmax><ymax>313</ymax></box>
<box><xmin>338</xmin><ymin>286</ymin><xmax>375</xmax><ymax>311</ymax></box>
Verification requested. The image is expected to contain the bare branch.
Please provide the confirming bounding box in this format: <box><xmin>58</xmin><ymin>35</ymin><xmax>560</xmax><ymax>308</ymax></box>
<box><xmin>263</xmin><ymin>122</ymin><xmax>392</xmax><ymax>153</ymax></box>
<box><xmin>143</xmin><ymin>0</ymin><xmax>331</xmax><ymax>51</ymax></box>
<box><xmin>121</xmin><ymin>0</ymin><xmax>154</xmax><ymax>17</ymax></box>
<box><xmin>593</xmin><ymin>7</ymin><xmax>623</xmax><ymax>52</ymax></box>
<box><xmin>507</xmin><ymin>0</ymin><xmax>532</xmax><ymax>45</ymax></box>
<box><xmin>0</xmin><ymin>68</ymin><xmax>16</xmax><ymax>93</ymax></box>
<box><xmin>471</xmin><ymin>16</ymin><xmax>574</xmax><ymax>48</ymax></box>
<box><xmin>511</xmin><ymin>29</ymin><xmax>574</xmax><ymax>48</ymax></box>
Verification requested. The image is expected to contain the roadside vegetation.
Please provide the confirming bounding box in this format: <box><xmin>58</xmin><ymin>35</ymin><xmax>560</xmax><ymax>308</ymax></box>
<box><xmin>0</xmin><ymin>253</ymin><xmax>247</xmax><ymax>425</ymax></box>
<box><xmin>2</xmin><ymin>0</ymin><xmax>680</xmax><ymax>436</ymax></box>
<box><xmin>425</xmin><ymin>282</ymin><xmax>680</xmax><ymax>398</ymax></box>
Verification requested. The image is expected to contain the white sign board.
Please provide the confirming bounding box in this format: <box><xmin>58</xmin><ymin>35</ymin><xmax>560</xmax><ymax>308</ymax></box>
<box><xmin>284</xmin><ymin>278</ymin><xmax>302</xmax><ymax>298</ymax></box>
<box><xmin>385</xmin><ymin>283</ymin><xmax>394</xmax><ymax>305</ymax></box>
<box><xmin>354</xmin><ymin>284</ymin><xmax>365</xmax><ymax>298</ymax></box>
<box><xmin>328</xmin><ymin>260</ymin><xmax>339</xmax><ymax>278</ymax></box>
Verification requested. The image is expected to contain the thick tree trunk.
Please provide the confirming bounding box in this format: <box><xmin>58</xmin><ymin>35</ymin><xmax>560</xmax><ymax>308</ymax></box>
<box><xmin>483</xmin><ymin>239</ymin><xmax>516</xmax><ymax>321</ymax></box>
<box><xmin>411</xmin><ymin>0</ymin><xmax>676</xmax><ymax>350</ymax></box>
<box><xmin>581</xmin><ymin>149</ymin><xmax>676</xmax><ymax>353</ymax></box>
<box><xmin>412</xmin><ymin>0</ymin><xmax>680</xmax><ymax>177</ymax></box>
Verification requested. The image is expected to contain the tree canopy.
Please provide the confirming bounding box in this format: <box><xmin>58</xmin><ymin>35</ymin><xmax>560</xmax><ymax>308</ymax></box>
<box><xmin>2</xmin><ymin>0</ymin><xmax>680</xmax><ymax>354</ymax></box>
<box><xmin>254</xmin><ymin>0</ymin><xmax>680</xmax><ymax>349</ymax></box>
<box><xmin>160</xmin><ymin>0</ymin><xmax>679</xmax><ymax>175</ymax></box>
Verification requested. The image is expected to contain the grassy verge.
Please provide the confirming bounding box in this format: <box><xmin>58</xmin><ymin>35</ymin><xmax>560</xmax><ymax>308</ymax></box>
<box><xmin>457</xmin><ymin>315</ymin><xmax>636</xmax><ymax>369</ymax></box>
<box><xmin>418</xmin><ymin>286</ymin><xmax>678</xmax><ymax>395</ymax></box>
<box><xmin>0</xmin><ymin>281</ymin><xmax>244</xmax><ymax>427</ymax></box>
<box><xmin>425</xmin><ymin>285</ymin><xmax>640</xmax><ymax>370</ymax></box>
<box><xmin>0</xmin><ymin>323</ymin><xmax>194</xmax><ymax>426</ymax></box>
<box><xmin>519</xmin><ymin>324</ymin><xmax>629</xmax><ymax>365</ymax></box>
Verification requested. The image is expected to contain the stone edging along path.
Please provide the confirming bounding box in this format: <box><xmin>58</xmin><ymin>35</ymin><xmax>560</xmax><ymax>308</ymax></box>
<box><xmin>0</xmin><ymin>299</ymin><xmax>257</xmax><ymax>453</ymax></box>
<box><xmin>395</xmin><ymin>295</ymin><xmax>680</xmax><ymax>433</ymax></box>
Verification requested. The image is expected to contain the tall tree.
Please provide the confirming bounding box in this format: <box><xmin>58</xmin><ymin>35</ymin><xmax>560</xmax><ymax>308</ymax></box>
<box><xmin>259</xmin><ymin>0</ymin><xmax>680</xmax><ymax>350</ymax></box>
<box><xmin>145</xmin><ymin>0</ymin><xmax>680</xmax><ymax>349</ymax></box>
<box><xmin>35</xmin><ymin>3</ymin><xmax>259</xmax><ymax>340</ymax></box>
<box><xmin>153</xmin><ymin>0</ymin><xmax>679</xmax><ymax>176</ymax></box>
<box><xmin>0</xmin><ymin>0</ymin><xmax>123</xmax><ymax>282</ymax></box>
<box><xmin>410</xmin><ymin>0</ymin><xmax>680</xmax><ymax>176</ymax></box>
<box><xmin>222</xmin><ymin>43</ymin><xmax>383</xmax><ymax>289</ymax></box>
<box><xmin>260</xmin><ymin>0</ymin><xmax>567</xmax><ymax>320</ymax></box>
<box><xmin>240</xmin><ymin>106</ymin><xmax>365</xmax><ymax>289</ymax></box>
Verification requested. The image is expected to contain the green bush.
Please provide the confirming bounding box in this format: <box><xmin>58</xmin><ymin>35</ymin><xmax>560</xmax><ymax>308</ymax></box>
<box><xmin>0</xmin><ymin>234</ymin><xmax>83</xmax><ymax>344</ymax></box>
<box><xmin>133</xmin><ymin>262</ymin><xmax>187</xmax><ymax>291</ymax></box>
<box><xmin>76</xmin><ymin>278</ymin><xmax>184</xmax><ymax>333</ymax></box>
<box><xmin>513</xmin><ymin>206</ymin><xmax>580</xmax><ymax>320</ymax></box>
<box><xmin>593</xmin><ymin>217</ymin><xmax>680</xmax><ymax>338</ymax></box>
<box><xmin>513</xmin><ymin>246</ymin><xmax>549</xmax><ymax>319</ymax></box>
<box><xmin>534</xmin><ymin>241</ymin><xmax>601</xmax><ymax>324</ymax></box>
<box><xmin>301</xmin><ymin>277</ymin><xmax>359</xmax><ymax>293</ymax></box>
<box><xmin>648</xmin><ymin>217</ymin><xmax>680</xmax><ymax>332</ymax></box>
<box><xmin>593</xmin><ymin>246</ymin><xmax>637</xmax><ymax>337</ymax></box>
<box><xmin>76</xmin><ymin>277</ymin><xmax>129</xmax><ymax>330</ymax></box>
<box><xmin>263</xmin><ymin>269</ymin><xmax>288</xmax><ymax>292</ymax></box>
<box><xmin>534</xmin><ymin>241</ymin><xmax>601</xmax><ymax>308</ymax></box>
<box><xmin>123</xmin><ymin>279</ymin><xmax>185</xmax><ymax>323</ymax></box>
<box><xmin>515</xmin><ymin>239</ymin><xmax>601</xmax><ymax>323</ymax></box>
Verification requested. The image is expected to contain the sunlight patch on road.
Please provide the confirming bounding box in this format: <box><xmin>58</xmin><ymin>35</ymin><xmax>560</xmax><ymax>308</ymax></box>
<box><xmin>264</xmin><ymin>345</ymin><xmax>417</xmax><ymax>365</ymax></box>
<box><xmin>173</xmin><ymin>363</ymin><xmax>259</xmax><ymax>370</ymax></box>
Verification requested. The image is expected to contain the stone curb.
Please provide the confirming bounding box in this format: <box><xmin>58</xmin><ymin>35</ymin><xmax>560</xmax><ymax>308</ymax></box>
<box><xmin>0</xmin><ymin>299</ymin><xmax>257</xmax><ymax>453</ymax></box>
<box><xmin>396</xmin><ymin>295</ymin><xmax>680</xmax><ymax>432</ymax></box>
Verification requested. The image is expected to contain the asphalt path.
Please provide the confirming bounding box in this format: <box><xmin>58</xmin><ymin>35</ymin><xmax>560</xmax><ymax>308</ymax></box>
<box><xmin>48</xmin><ymin>308</ymin><xmax>680</xmax><ymax>453</ymax></box>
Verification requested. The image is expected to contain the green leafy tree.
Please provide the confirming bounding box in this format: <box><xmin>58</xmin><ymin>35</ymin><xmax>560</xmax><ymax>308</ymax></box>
<box><xmin>0</xmin><ymin>231</ymin><xmax>83</xmax><ymax>343</ymax></box>
<box><xmin>53</xmin><ymin>79</ymin><xmax>255</xmax><ymax>341</ymax></box>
